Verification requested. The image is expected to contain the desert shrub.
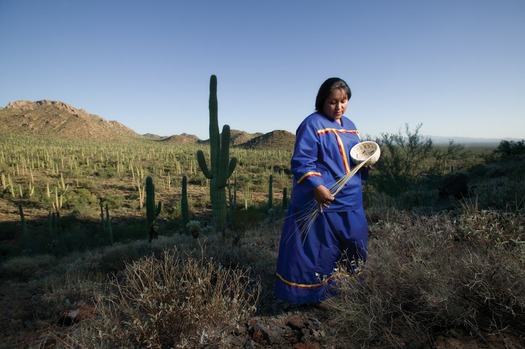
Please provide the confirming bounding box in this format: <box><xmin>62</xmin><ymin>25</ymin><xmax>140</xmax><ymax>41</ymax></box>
<box><xmin>198</xmin><ymin>223</ymin><xmax>281</xmax><ymax>273</ymax></box>
<box><xmin>67</xmin><ymin>248</ymin><xmax>260</xmax><ymax>348</ymax></box>
<box><xmin>363</xmin><ymin>191</ymin><xmax>399</xmax><ymax>224</ymax></box>
<box><xmin>98</xmin><ymin>191</ymin><xmax>126</xmax><ymax>210</ymax></box>
<box><xmin>370</xmin><ymin>124</ymin><xmax>466</xmax><ymax>198</ymax></box>
<box><xmin>46</xmin><ymin>238</ymin><xmax>171</xmax><ymax>281</ymax></box>
<box><xmin>66</xmin><ymin>188</ymin><xmax>98</xmax><ymax>218</ymax></box>
<box><xmin>397</xmin><ymin>186</ymin><xmax>439</xmax><ymax>210</ymax></box>
<box><xmin>324</xmin><ymin>209</ymin><xmax>525</xmax><ymax>347</ymax></box>
<box><xmin>492</xmin><ymin>139</ymin><xmax>525</xmax><ymax>158</ymax></box>
<box><xmin>234</xmin><ymin>172</ymin><xmax>254</xmax><ymax>192</ymax></box>
<box><xmin>111</xmin><ymin>217</ymin><xmax>148</xmax><ymax>242</ymax></box>
<box><xmin>0</xmin><ymin>254</ymin><xmax>56</xmax><ymax>281</ymax></box>
<box><xmin>472</xmin><ymin>153</ymin><xmax>525</xmax><ymax>183</ymax></box>
<box><xmin>185</xmin><ymin>220</ymin><xmax>201</xmax><ymax>237</ymax></box>
<box><xmin>230</xmin><ymin>206</ymin><xmax>267</xmax><ymax>231</ymax></box>
<box><xmin>187</xmin><ymin>173</ymin><xmax>208</xmax><ymax>186</ymax></box>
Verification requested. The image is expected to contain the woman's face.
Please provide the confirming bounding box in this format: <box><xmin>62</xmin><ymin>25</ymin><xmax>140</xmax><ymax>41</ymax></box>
<box><xmin>322</xmin><ymin>88</ymin><xmax>348</xmax><ymax>123</ymax></box>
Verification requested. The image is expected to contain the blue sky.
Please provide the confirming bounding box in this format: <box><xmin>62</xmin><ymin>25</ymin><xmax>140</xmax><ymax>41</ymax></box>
<box><xmin>1</xmin><ymin>0</ymin><xmax>524</xmax><ymax>140</ymax></box>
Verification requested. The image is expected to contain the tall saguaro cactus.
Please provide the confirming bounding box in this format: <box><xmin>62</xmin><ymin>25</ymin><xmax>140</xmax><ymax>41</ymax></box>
<box><xmin>196</xmin><ymin>75</ymin><xmax>237</xmax><ymax>235</ymax></box>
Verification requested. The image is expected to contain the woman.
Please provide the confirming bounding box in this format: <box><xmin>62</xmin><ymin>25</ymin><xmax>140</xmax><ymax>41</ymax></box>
<box><xmin>274</xmin><ymin>77</ymin><xmax>369</xmax><ymax>304</ymax></box>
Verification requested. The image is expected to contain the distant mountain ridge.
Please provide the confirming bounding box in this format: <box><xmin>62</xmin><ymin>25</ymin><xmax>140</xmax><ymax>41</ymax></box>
<box><xmin>427</xmin><ymin>135</ymin><xmax>518</xmax><ymax>146</ymax></box>
<box><xmin>1</xmin><ymin>100</ymin><xmax>515</xmax><ymax>147</ymax></box>
<box><xmin>0</xmin><ymin>100</ymin><xmax>296</xmax><ymax>149</ymax></box>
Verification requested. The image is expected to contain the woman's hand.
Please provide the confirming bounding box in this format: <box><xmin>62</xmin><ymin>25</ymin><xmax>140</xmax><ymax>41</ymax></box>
<box><xmin>314</xmin><ymin>185</ymin><xmax>334</xmax><ymax>212</ymax></box>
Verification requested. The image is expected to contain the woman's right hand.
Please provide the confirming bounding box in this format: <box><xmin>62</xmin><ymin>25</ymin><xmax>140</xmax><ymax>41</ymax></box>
<box><xmin>314</xmin><ymin>185</ymin><xmax>334</xmax><ymax>212</ymax></box>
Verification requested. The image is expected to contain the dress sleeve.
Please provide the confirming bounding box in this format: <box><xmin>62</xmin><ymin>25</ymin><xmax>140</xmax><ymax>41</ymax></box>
<box><xmin>291</xmin><ymin>121</ymin><xmax>323</xmax><ymax>191</ymax></box>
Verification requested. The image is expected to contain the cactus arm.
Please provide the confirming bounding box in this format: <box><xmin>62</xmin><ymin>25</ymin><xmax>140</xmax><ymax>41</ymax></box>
<box><xmin>196</xmin><ymin>150</ymin><xmax>212</xmax><ymax>179</ymax></box>
<box><xmin>220</xmin><ymin>125</ymin><xmax>237</xmax><ymax>184</ymax></box>
<box><xmin>228</xmin><ymin>157</ymin><xmax>237</xmax><ymax>178</ymax></box>
<box><xmin>155</xmin><ymin>201</ymin><xmax>162</xmax><ymax>216</ymax></box>
<box><xmin>219</xmin><ymin>125</ymin><xmax>230</xmax><ymax>181</ymax></box>
<box><xmin>218</xmin><ymin>125</ymin><xmax>234</xmax><ymax>187</ymax></box>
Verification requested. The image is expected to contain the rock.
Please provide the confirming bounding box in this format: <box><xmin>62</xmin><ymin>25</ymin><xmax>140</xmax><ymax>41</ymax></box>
<box><xmin>286</xmin><ymin>314</ymin><xmax>305</xmax><ymax>330</ymax></box>
<box><xmin>58</xmin><ymin>300</ymin><xmax>95</xmax><ymax>326</ymax></box>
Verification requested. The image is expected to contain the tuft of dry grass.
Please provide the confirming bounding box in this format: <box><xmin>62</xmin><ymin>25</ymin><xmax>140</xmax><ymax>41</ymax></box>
<box><xmin>60</xmin><ymin>248</ymin><xmax>260</xmax><ymax>348</ymax></box>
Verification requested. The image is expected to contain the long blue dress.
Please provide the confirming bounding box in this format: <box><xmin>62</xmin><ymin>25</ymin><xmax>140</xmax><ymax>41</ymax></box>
<box><xmin>274</xmin><ymin>112</ymin><xmax>368</xmax><ymax>304</ymax></box>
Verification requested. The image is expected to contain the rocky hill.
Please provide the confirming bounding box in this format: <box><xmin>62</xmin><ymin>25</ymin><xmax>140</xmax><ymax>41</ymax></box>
<box><xmin>230</xmin><ymin>129</ymin><xmax>264</xmax><ymax>146</ymax></box>
<box><xmin>0</xmin><ymin>100</ymin><xmax>140</xmax><ymax>141</ymax></box>
<box><xmin>239</xmin><ymin>130</ymin><xmax>296</xmax><ymax>149</ymax></box>
<box><xmin>159</xmin><ymin>133</ymin><xmax>202</xmax><ymax>144</ymax></box>
<box><xmin>0</xmin><ymin>100</ymin><xmax>296</xmax><ymax>149</ymax></box>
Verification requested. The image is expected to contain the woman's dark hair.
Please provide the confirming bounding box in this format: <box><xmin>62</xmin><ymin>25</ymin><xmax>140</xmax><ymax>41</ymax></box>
<box><xmin>315</xmin><ymin>77</ymin><xmax>351</xmax><ymax>113</ymax></box>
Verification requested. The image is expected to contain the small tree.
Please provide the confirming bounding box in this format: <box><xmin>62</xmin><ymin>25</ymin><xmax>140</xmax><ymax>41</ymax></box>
<box><xmin>371</xmin><ymin>124</ymin><xmax>464</xmax><ymax>196</ymax></box>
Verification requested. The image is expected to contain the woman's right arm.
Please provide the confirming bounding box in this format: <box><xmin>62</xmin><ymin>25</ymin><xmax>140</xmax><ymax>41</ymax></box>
<box><xmin>291</xmin><ymin>121</ymin><xmax>323</xmax><ymax>191</ymax></box>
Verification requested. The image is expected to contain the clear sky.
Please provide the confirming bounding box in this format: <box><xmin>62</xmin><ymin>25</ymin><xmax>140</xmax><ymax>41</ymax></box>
<box><xmin>1</xmin><ymin>0</ymin><xmax>524</xmax><ymax>141</ymax></box>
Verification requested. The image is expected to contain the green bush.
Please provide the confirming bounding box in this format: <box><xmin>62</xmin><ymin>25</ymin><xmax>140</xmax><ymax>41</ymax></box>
<box><xmin>493</xmin><ymin>139</ymin><xmax>525</xmax><ymax>158</ymax></box>
<box><xmin>371</xmin><ymin>124</ymin><xmax>466</xmax><ymax>198</ymax></box>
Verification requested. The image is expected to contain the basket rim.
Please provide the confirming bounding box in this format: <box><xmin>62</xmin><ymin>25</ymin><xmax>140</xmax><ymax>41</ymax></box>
<box><xmin>350</xmin><ymin>141</ymin><xmax>381</xmax><ymax>162</ymax></box>
<box><xmin>351</xmin><ymin>141</ymin><xmax>379</xmax><ymax>153</ymax></box>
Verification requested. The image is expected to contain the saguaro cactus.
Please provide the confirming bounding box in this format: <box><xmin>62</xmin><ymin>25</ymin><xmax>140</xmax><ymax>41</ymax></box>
<box><xmin>268</xmin><ymin>174</ymin><xmax>274</xmax><ymax>209</ymax></box>
<box><xmin>18</xmin><ymin>204</ymin><xmax>29</xmax><ymax>251</ymax></box>
<box><xmin>181</xmin><ymin>175</ymin><xmax>189</xmax><ymax>234</ymax></box>
<box><xmin>104</xmin><ymin>203</ymin><xmax>113</xmax><ymax>245</ymax></box>
<box><xmin>196</xmin><ymin>75</ymin><xmax>237</xmax><ymax>235</ymax></box>
<box><xmin>18</xmin><ymin>203</ymin><xmax>28</xmax><ymax>237</ymax></box>
<box><xmin>145</xmin><ymin>176</ymin><xmax>162</xmax><ymax>242</ymax></box>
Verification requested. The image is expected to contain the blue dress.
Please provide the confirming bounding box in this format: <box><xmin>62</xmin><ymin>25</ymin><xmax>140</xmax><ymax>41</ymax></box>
<box><xmin>274</xmin><ymin>112</ymin><xmax>369</xmax><ymax>304</ymax></box>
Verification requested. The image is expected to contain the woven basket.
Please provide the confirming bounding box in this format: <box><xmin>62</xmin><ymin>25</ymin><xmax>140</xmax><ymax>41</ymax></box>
<box><xmin>350</xmin><ymin>141</ymin><xmax>381</xmax><ymax>165</ymax></box>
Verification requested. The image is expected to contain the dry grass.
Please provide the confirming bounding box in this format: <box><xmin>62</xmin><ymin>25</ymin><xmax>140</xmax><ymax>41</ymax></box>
<box><xmin>324</xmin><ymin>208</ymin><xmax>525</xmax><ymax>348</ymax></box>
<box><xmin>55</xmin><ymin>247</ymin><xmax>260</xmax><ymax>348</ymax></box>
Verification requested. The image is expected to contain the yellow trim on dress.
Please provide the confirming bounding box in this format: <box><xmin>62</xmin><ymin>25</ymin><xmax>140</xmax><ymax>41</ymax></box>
<box><xmin>317</xmin><ymin>128</ymin><xmax>358</xmax><ymax>174</ymax></box>
<box><xmin>332</xmin><ymin>131</ymin><xmax>351</xmax><ymax>173</ymax></box>
<box><xmin>297</xmin><ymin>171</ymin><xmax>321</xmax><ymax>184</ymax></box>
<box><xmin>317</xmin><ymin>128</ymin><xmax>358</xmax><ymax>135</ymax></box>
<box><xmin>275</xmin><ymin>272</ymin><xmax>336</xmax><ymax>289</ymax></box>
